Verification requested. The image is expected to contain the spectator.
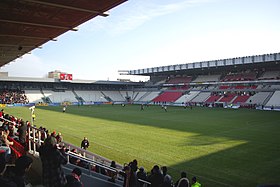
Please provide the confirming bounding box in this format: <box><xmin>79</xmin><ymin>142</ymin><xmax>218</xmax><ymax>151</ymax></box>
<box><xmin>81</xmin><ymin>137</ymin><xmax>89</xmax><ymax>150</ymax></box>
<box><xmin>137</xmin><ymin>166</ymin><xmax>147</xmax><ymax>187</ymax></box>
<box><xmin>129</xmin><ymin>159</ymin><xmax>138</xmax><ymax>173</ymax></box>
<box><xmin>17</xmin><ymin>120</ymin><xmax>27</xmax><ymax>147</ymax></box>
<box><xmin>65</xmin><ymin>167</ymin><xmax>83</xmax><ymax>187</ymax></box>
<box><xmin>149</xmin><ymin>165</ymin><xmax>164</xmax><ymax>187</ymax></box>
<box><xmin>0</xmin><ymin>152</ymin><xmax>17</xmax><ymax>187</ymax></box>
<box><xmin>69</xmin><ymin>149</ymin><xmax>81</xmax><ymax>165</ymax></box>
<box><xmin>191</xmin><ymin>176</ymin><xmax>201</xmax><ymax>187</ymax></box>
<box><xmin>162</xmin><ymin>166</ymin><xmax>173</xmax><ymax>187</ymax></box>
<box><xmin>4</xmin><ymin>155</ymin><xmax>33</xmax><ymax>187</ymax></box>
<box><xmin>175</xmin><ymin>171</ymin><xmax>189</xmax><ymax>187</ymax></box>
<box><xmin>162</xmin><ymin>174</ymin><xmax>173</xmax><ymax>187</ymax></box>
<box><xmin>108</xmin><ymin>160</ymin><xmax>117</xmax><ymax>183</ymax></box>
<box><xmin>121</xmin><ymin>165</ymin><xmax>138</xmax><ymax>187</ymax></box>
<box><xmin>0</xmin><ymin>129</ymin><xmax>13</xmax><ymax>162</ymax></box>
<box><xmin>0</xmin><ymin>109</ymin><xmax>4</xmax><ymax>118</ymax></box>
<box><xmin>39</xmin><ymin>136</ymin><xmax>68</xmax><ymax>187</ymax></box>
<box><xmin>56</xmin><ymin>132</ymin><xmax>63</xmax><ymax>145</ymax></box>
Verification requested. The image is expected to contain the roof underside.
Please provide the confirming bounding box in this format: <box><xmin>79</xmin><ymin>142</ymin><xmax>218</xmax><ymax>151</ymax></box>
<box><xmin>0</xmin><ymin>0</ymin><xmax>127</xmax><ymax>67</ymax></box>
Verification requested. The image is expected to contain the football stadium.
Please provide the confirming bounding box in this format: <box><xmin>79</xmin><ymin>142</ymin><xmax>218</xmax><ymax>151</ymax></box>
<box><xmin>0</xmin><ymin>1</ymin><xmax>280</xmax><ymax>187</ymax></box>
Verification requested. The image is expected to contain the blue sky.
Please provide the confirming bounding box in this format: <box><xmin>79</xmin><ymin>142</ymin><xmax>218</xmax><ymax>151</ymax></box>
<box><xmin>1</xmin><ymin>0</ymin><xmax>280</xmax><ymax>81</ymax></box>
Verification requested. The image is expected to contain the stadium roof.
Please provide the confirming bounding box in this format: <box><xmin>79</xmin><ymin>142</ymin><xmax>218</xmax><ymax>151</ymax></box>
<box><xmin>125</xmin><ymin>53</ymin><xmax>280</xmax><ymax>76</ymax></box>
<box><xmin>0</xmin><ymin>0</ymin><xmax>127</xmax><ymax>67</ymax></box>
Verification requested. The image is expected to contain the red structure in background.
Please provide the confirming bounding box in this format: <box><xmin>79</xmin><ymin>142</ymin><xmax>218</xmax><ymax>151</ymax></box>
<box><xmin>60</xmin><ymin>73</ymin><xmax>73</xmax><ymax>80</ymax></box>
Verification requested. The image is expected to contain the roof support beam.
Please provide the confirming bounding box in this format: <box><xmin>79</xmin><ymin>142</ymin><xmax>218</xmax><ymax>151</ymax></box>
<box><xmin>24</xmin><ymin>0</ymin><xmax>109</xmax><ymax>17</ymax></box>
<box><xmin>0</xmin><ymin>34</ymin><xmax>54</xmax><ymax>40</ymax></box>
<box><xmin>0</xmin><ymin>19</ymin><xmax>77</xmax><ymax>31</ymax></box>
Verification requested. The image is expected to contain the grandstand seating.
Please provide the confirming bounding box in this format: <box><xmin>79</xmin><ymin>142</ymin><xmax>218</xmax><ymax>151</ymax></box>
<box><xmin>270</xmin><ymin>85</ymin><xmax>280</xmax><ymax>89</ymax></box>
<box><xmin>265</xmin><ymin>91</ymin><xmax>280</xmax><ymax>107</ymax></box>
<box><xmin>132</xmin><ymin>91</ymin><xmax>147</xmax><ymax>101</ymax></box>
<box><xmin>218</xmin><ymin>94</ymin><xmax>236</xmax><ymax>103</ymax></box>
<box><xmin>205</xmin><ymin>95</ymin><xmax>222</xmax><ymax>103</ymax></box>
<box><xmin>258</xmin><ymin>71</ymin><xmax>280</xmax><ymax>80</ymax></box>
<box><xmin>137</xmin><ymin>91</ymin><xmax>160</xmax><ymax>102</ymax></box>
<box><xmin>25</xmin><ymin>90</ymin><xmax>44</xmax><ymax>103</ymax></box>
<box><xmin>166</xmin><ymin>76</ymin><xmax>192</xmax><ymax>84</ymax></box>
<box><xmin>175</xmin><ymin>91</ymin><xmax>200</xmax><ymax>103</ymax></box>
<box><xmin>219</xmin><ymin>85</ymin><xmax>257</xmax><ymax>90</ymax></box>
<box><xmin>191</xmin><ymin>92</ymin><xmax>211</xmax><ymax>103</ymax></box>
<box><xmin>219</xmin><ymin>85</ymin><xmax>230</xmax><ymax>89</ymax></box>
<box><xmin>119</xmin><ymin>91</ymin><xmax>134</xmax><ymax>101</ymax></box>
<box><xmin>102</xmin><ymin>91</ymin><xmax>126</xmax><ymax>102</ymax></box>
<box><xmin>0</xmin><ymin>89</ymin><xmax>28</xmax><ymax>104</ymax></box>
<box><xmin>245</xmin><ymin>92</ymin><xmax>272</xmax><ymax>105</ymax></box>
<box><xmin>152</xmin><ymin>91</ymin><xmax>183</xmax><ymax>102</ymax></box>
<box><xmin>192</xmin><ymin>74</ymin><xmax>221</xmax><ymax>82</ymax></box>
<box><xmin>222</xmin><ymin>72</ymin><xmax>256</xmax><ymax>81</ymax></box>
<box><xmin>42</xmin><ymin>90</ymin><xmax>77</xmax><ymax>103</ymax></box>
<box><xmin>75</xmin><ymin>91</ymin><xmax>107</xmax><ymax>102</ymax></box>
<box><xmin>232</xmin><ymin>95</ymin><xmax>250</xmax><ymax>104</ymax></box>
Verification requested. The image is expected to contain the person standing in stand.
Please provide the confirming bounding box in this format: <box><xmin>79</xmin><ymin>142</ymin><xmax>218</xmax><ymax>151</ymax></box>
<box><xmin>39</xmin><ymin>136</ymin><xmax>67</xmax><ymax>187</ymax></box>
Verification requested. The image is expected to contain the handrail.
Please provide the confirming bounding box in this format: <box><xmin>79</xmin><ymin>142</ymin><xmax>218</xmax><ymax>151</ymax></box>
<box><xmin>67</xmin><ymin>151</ymin><xmax>120</xmax><ymax>173</ymax></box>
<box><xmin>63</xmin><ymin>141</ymin><xmax>123</xmax><ymax>170</ymax></box>
<box><xmin>66</xmin><ymin>152</ymin><xmax>151</xmax><ymax>186</ymax></box>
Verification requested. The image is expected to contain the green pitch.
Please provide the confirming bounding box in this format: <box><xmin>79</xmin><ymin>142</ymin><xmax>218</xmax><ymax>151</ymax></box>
<box><xmin>4</xmin><ymin>105</ymin><xmax>280</xmax><ymax>187</ymax></box>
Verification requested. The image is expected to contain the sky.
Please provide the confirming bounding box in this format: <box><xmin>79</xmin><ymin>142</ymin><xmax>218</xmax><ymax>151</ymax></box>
<box><xmin>1</xmin><ymin>0</ymin><xmax>280</xmax><ymax>81</ymax></box>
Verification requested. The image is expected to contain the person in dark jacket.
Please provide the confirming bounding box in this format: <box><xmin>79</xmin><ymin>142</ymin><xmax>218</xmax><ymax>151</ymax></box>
<box><xmin>0</xmin><ymin>152</ymin><xmax>17</xmax><ymax>187</ymax></box>
<box><xmin>18</xmin><ymin>120</ymin><xmax>27</xmax><ymax>147</ymax></box>
<box><xmin>149</xmin><ymin>165</ymin><xmax>164</xmax><ymax>187</ymax></box>
<box><xmin>4</xmin><ymin>155</ymin><xmax>33</xmax><ymax>187</ymax></box>
<box><xmin>81</xmin><ymin>137</ymin><xmax>89</xmax><ymax>150</ymax></box>
<box><xmin>39</xmin><ymin>136</ymin><xmax>67</xmax><ymax>187</ymax></box>
<box><xmin>121</xmin><ymin>165</ymin><xmax>138</xmax><ymax>187</ymax></box>
<box><xmin>66</xmin><ymin>167</ymin><xmax>83</xmax><ymax>187</ymax></box>
<box><xmin>137</xmin><ymin>166</ymin><xmax>147</xmax><ymax>187</ymax></box>
<box><xmin>175</xmin><ymin>171</ymin><xmax>189</xmax><ymax>187</ymax></box>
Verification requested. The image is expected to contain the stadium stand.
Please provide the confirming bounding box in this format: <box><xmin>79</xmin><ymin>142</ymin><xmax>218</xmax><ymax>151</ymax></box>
<box><xmin>25</xmin><ymin>90</ymin><xmax>44</xmax><ymax>103</ymax></box>
<box><xmin>137</xmin><ymin>91</ymin><xmax>161</xmax><ymax>102</ymax></box>
<box><xmin>175</xmin><ymin>91</ymin><xmax>200</xmax><ymax>103</ymax></box>
<box><xmin>222</xmin><ymin>71</ymin><xmax>257</xmax><ymax>81</ymax></box>
<box><xmin>152</xmin><ymin>91</ymin><xmax>183</xmax><ymax>102</ymax></box>
<box><xmin>132</xmin><ymin>91</ymin><xmax>148</xmax><ymax>101</ymax></box>
<box><xmin>119</xmin><ymin>91</ymin><xmax>134</xmax><ymax>101</ymax></box>
<box><xmin>75</xmin><ymin>90</ymin><xmax>107</xmax><ymax>102</ymax></box>
<box><xmin>265</xmin><ymin>91</ymin><xmax>280</xmax><ymax>107</ymax></box>
<box><xmin>102</xmin><ymin>91</ymin><xmax>126</xmax><ymax>102</ymax></box>
<box><xmin>192</xmin><ymin>74</ymin><xmax>221</xmax><ymax>83</ymax></box>
<box><xmin>245</xmin><ymin>92</ymin><xmax>273</xmax><ymax>105</ymax></box>
<box><xmin>218</xmin><ymin>93</ymin><xmax>237</xmax><ymax>103</ymax></box>
<box><xmin>0</xmin><ymin>89</ymin><xmax>29</xmax><ymax>104</ymax></box>
<box><xmin>191</xmin><ymin>92</ymin><xmax>211</xmax><ymax>103</ymax></box>
<box><xmin>42</xmin><ymin>90</ymin><xmax>77</xmax><ymax>103</ymax></box>
<box><xmin>232</xmin><ymin>95</ymin><xmax>250</xmax><ymax>104</ymax></box>
<box><xmin>205</xmin><ymin>94</ymin><xmax>222</xmax><ymax>103</ymax></box>
<box><xmin>258</xmin><ymin>71</ymin><xmax>280</xmax><ymax>80</ymax></box>
<box><xmin>166</xmin><ymin>76</ymin><xmax>192</xmax><ymax>84</ymax></box>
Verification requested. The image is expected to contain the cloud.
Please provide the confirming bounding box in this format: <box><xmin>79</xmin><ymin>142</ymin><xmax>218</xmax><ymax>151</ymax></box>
<box><xmin>84</xmin><ymin>0</ymin><xmax>216</xmax><ymax>35</ymax></box>
<box><xmin>111</xmin><ymin>0</ymin><xmax>214</xmax><ymax>35</ymax></box>
<box><xmin>0</xmin><ymin>54</ymin><xmax>55</xmax><ymax>78</ymax></box>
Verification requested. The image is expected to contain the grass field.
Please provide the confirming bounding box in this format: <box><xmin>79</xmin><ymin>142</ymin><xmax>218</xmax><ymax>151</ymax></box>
<box><xmin>4</xmin><ymin>105</ymin><xmax>280</xmax><ymax>187</ymax></box>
